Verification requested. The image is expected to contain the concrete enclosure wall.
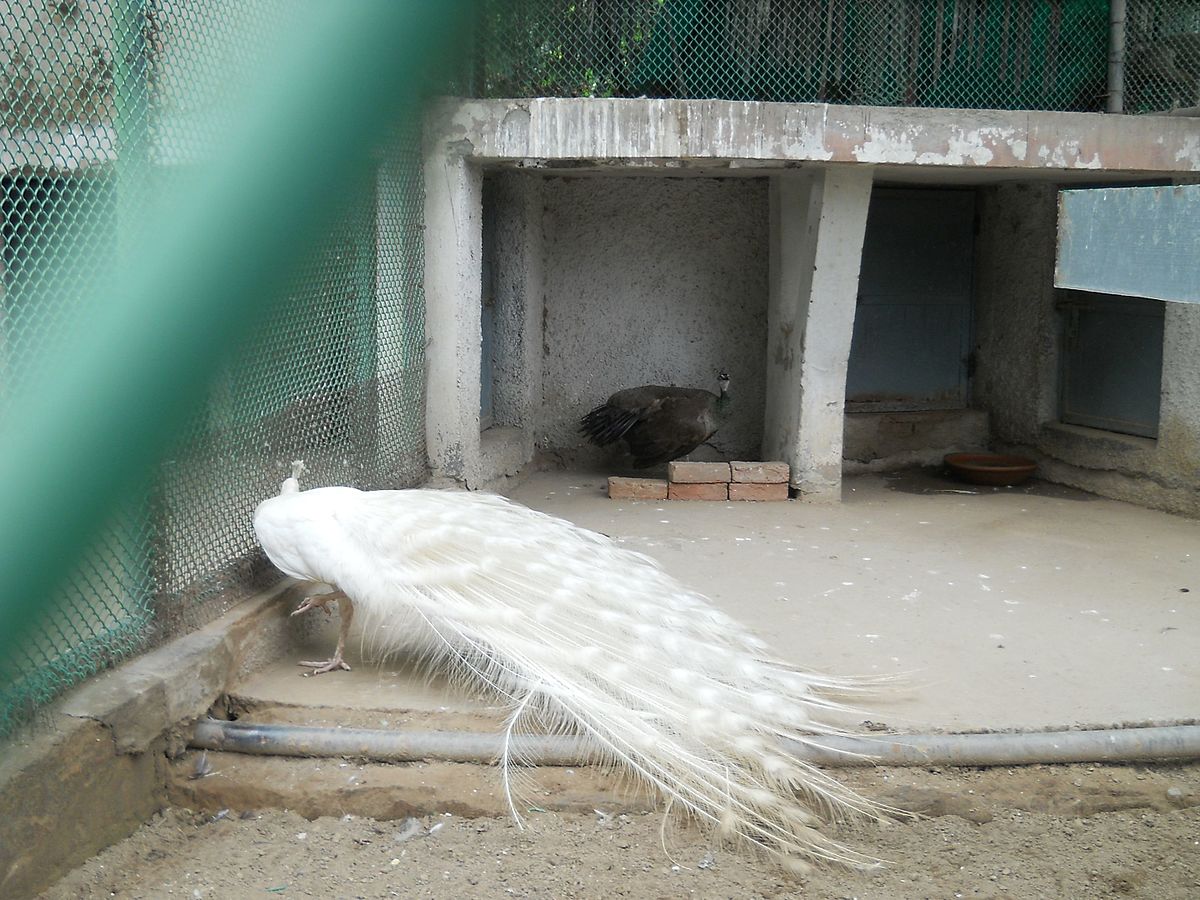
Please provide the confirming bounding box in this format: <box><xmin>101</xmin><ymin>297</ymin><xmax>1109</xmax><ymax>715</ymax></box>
<box><xmin>974</xmin><ymin>182</ymin><xmax>1200</xmax><ymax>517</ymax></box>
<box><xmin>535</xmin><ymin>175</ymin><xmax>769</xmax><ymax>464</ymax></box>
<box><xmin>485</xmin><ymin>172</ymin><xmax>544</xmax><ymax>433</ymax></box>
<box><xmin>427</xmin><ymin>99</ymin><xmax>1200</xmax><ymax>510</ymax></box>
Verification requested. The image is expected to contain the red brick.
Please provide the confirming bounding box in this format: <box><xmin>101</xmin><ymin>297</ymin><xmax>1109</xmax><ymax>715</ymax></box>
<box><xmin>668</xmin><ymin>482</ymin><xmax>728</xmax><ymax>501</ymax></box>
<box><xmin>667</xmin><ymin>461</ymin><xmax>732</xmax><ymax>484</ymax></box>
<box><xmin>730</xmin><ymin>460</ymin><xmax>790</xmax><ymax>484</ymax></box>
<box><xmin>608</xmin><ymin>477</ymin><xmax>668</xmax><ymax>500</ymax></box>
<box><xmin>728</xmin><ymin>481</ymin><xmax>789</xmax><ymax>501</ymax></box>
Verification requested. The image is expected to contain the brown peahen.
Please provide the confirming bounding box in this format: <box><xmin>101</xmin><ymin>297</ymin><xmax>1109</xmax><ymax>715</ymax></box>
<box><xmin>580</xmin><ymin>371</ymin><xmax>731</xmax><ymax>468</ymax></box>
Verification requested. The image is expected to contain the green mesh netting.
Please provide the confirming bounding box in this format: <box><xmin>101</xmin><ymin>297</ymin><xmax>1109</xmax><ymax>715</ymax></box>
<box><xmin>476</xmin><ymin>0</ymin><xmax>1198</xmax><ymax>113</ymax></box>
<box><xmin>0</xmin><ymin>1</ymin><xmax>428</xmax><ymax>735</ymax></box>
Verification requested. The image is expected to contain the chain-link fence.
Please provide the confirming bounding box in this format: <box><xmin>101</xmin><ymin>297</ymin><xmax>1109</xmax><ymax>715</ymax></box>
<box><xmin>0</xmin><ymin>1</ymin><xmax>429</xmax><ymax>735</ymax></box>
<box><xmin>3</xmin><ymin>0</ymin><xmax>1195</xmax><ymax>737</ymax></box>
<box><xmin>476</xmin><ymin>0</ymin><xmax>1198</xmax><ymax>113</ymax></box>
<box><xmin>1126</xmin><ymin>1</ymin><xmax>1200</xmax><ymax>111</ymax></box>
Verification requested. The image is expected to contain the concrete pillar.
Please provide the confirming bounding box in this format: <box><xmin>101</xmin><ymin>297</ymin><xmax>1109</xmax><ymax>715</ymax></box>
<box><xmin>423</xmin><ymin>138</ymin><xmax>483</xmax><ymax>483</ymax></box>
<box><xmin>972</xmin><ymin>183</ymin><xmax>1060</xmax><ymax>445</ymax></box>
<box><xmin>764</xmin><ymin>166</ymin><xmax>874</xmax><ymax>499</ymax></box>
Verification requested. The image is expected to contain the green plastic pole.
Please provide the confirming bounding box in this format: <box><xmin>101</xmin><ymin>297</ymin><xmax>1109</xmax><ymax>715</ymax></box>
<box><xmin>0</xmin><ymin>2</ymin><xmax>474</xmax><ymax>659</ymax></box>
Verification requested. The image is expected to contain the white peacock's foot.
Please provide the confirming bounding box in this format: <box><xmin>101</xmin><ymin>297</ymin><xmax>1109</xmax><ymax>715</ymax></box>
<box><xmin>298</xmin><ymin>655</ymin><xmax>351</xmax><ymax>676</ymax></box>
<box><xmin>293</xmin><ymin>591</ymin><xmax>353</xmax><ymax>677</ymax></box>
<box><xmin>291</xmin><ymin>593</ymin><xmax>336</xmax><ymax>617</ymax></box>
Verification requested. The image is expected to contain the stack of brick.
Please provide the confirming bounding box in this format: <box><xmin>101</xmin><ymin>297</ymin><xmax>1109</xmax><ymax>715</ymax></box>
<box><xmin>608</xmin><ymin>461</ymin><xmax>790</xmax><ymax>501</ymax></box>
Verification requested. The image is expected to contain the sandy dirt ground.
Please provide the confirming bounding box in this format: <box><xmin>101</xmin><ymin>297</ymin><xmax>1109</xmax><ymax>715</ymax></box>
<box><xmin>43</xmin><ymin>763</ymin><xmax>1200</xmax><ymax>899</ymax></box>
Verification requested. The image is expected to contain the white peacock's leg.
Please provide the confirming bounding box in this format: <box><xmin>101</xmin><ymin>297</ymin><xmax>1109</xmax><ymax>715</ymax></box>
<box><xmin>297</xmin><ymin>591</ymin><xmax>354</xmax><ymax>675</ymax></box>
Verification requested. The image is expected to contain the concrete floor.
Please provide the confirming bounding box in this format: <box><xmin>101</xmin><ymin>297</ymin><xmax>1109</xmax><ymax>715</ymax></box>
<box><xmin>239</xmin><ymin>469</ymin><xmax>1199</xmax><ymax>734</ymax></box>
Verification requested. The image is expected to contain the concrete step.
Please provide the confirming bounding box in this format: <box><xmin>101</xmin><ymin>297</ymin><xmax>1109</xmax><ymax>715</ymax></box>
<box><xmin>179</xmin><ymin>641</ymin><xmax>655</xmax><ymax>822</ymax></box>
<box><xmin>169</xmin><ymin>741</ymin><xmax>1200</xmax><ymax>829</ymax></box>
<box><xmin>167</xmin><ymin>749</ymin><xmax>653</xmax><ymax>822</ymax></box>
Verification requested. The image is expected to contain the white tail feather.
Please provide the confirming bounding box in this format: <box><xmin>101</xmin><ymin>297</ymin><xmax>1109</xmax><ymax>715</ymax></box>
<box><xmin>253</xmin><ymin>479</ymin><xmax>896</xmax><ymax>868</ymax></box>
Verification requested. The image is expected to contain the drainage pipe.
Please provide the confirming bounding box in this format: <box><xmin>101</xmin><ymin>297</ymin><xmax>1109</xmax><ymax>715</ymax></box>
<box><xmin>191</xmin><ymin>720</ymin><xmax>1200</xmax><ymax>768</ymax></box>
<box><xmin>787</xmin><ymin>726</ymin><xmax>1200</xmax><ymax>767</ymax></box>
<box><xmin>1107</xmin><ymin>0</ymin><xmax>1127</xmax><ymax>113</ymax></box>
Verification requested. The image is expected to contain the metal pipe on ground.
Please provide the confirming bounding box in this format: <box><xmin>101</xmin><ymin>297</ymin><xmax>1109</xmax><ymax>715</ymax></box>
<box><xmin>191</xmin><ymin>719</ymin><xmax>1200</xmax><ymax>768</ymax></box>
<box><xmin>191</xmin><ymin>719</ymin><xmax>584</xmax><ymax>766</ymax></box>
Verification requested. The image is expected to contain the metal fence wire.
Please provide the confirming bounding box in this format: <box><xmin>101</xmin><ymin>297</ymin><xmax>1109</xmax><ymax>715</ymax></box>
<box><xmin>1</xmin><ymin>0</ymin><xmax>1196</xmax><ymax>737</ymax></box>
<box><xmin>1125</xmin><ymin>2</ymin><xmax>1200</xmax><ymax>111</ymax></box>
<box><xmin>0</xmin><ymin>0</ymin><xmax>428</xmax><ymax>735</ymax></box>
<box><xmin>476</xmin><ymin>0</ymin><xmax>1199</xmax><ymax>113</ymax></box>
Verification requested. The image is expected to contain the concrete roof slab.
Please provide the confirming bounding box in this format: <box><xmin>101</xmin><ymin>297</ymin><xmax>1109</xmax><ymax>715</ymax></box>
<box><xmin>435</xmin><ymin>98</ymin><xmax>1200</xmax><ymax>183</ymax></box>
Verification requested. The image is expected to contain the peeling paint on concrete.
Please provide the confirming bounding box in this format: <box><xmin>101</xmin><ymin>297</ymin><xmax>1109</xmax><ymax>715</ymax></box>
<box><xmin>1043</xmin><ymin>140</ymin><xmax>1102</xmax><ymax>169</ymax></box>
<box><xmin>781</xmin><ymin>105</ymin><xmax>835</xmax><ymax>161</ymax></box>
<box><xmin>438</xmin><ymin>98</ymin><xmax>1200</xmax><ymax>177</ymax></box>
<box><xmin>853</xmin><ymin>128</ymin><xmax>919</xmax><ymax>164</ymax></box>
<box><xmin>856</xmin><ymin>127</ymin><xmax>1001</xmax><ymax>167</ymax></box>
<box><xmin>1177</xmin><ymin>133</ymin><xmax>1200</xmax><ymax>166</ymax></box>
<box><xmin>920</xmin><ymin>131</ymin><xmax>996</xmax><ymax>166</ymax></box>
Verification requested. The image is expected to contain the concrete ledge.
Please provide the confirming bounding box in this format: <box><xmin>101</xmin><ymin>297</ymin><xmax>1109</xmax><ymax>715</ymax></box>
<box><xmin>1033</xmin><ymin>457</ymin><xmax>1200</xmax><ymax>519</ymax></box>
<box><xmin>58</xmin><ymin>581</ymin><xmax>307</xmax><ymax>754</ymax></box>
<box><xmin>1037</xmin><ymin>422</ymin><xmax>1160</xmax><ymax>473</ymax></box>
<box><xmin>843</xmin><ymin>409</ymin><xmax>990</xmax><ymax>472</ymax></box>
<box><xmin>436</xmin><ymin>98</ymin><xmax>1200</xmax><ymax>178</ymax></box>
<box><xmin>0</xmin><ymin>718</ymin><xmax>164</xmax><ymax>899</ymax></box>
<box><xmin>0</xmin><ymin>579</ymin><xmax>305</xmax><ymax>898</ymax></box>
<box><xmin>1008</xmin><ymin>424</ymin><xmax>1200</xmax><ymax>518</ymax></box>
<box><xmin>166</xmin><ymin>751</ymin><xmax>654</xmax><ymax>822</ymax></box>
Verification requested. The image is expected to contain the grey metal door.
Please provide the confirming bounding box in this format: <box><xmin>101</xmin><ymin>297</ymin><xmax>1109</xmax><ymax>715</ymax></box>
<box><xmin>1059</xmin><ymin>292</ymin><xmax>1164</xmax><ymax>438</ymax></box>
<box><xmin>846</xmin><ymin>188</ymin><xmax>975</xmax><ymax>411</ymax></box>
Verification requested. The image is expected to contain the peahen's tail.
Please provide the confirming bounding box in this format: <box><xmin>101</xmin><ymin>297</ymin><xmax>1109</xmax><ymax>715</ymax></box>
<box><xmin>579</xmin><ymin>403</ymin><xmax>640</xmax><ymax>446</ymax></box>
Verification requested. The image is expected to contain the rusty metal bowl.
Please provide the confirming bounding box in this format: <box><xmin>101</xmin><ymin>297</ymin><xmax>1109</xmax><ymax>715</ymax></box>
<box><xmin>943</xmin><ymin>452</ymin><xmax>1037</xmax><ymax>487</ymax></box>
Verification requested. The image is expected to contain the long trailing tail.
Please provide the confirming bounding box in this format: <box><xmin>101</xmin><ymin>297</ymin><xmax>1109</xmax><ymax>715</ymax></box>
<box><xmin>257</xmin><ymin>483</ymin><xmax>906</xmax><ymax>873</ymax></box>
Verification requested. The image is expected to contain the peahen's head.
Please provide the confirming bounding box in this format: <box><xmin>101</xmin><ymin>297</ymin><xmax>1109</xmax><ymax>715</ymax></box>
<box><xmin>716</xmin><ymin>370</ymin><xmax>731</xmax><ymax>408</ymax></box>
